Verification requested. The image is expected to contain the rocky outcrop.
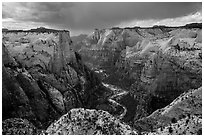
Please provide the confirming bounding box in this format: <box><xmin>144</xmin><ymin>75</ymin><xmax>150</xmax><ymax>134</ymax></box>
<box><xmin>2</xmin><ymin>118</ymin><xmax>38</xmax><ymax>135</ymax></box>
<box><xmin>45</xmin><ymin>108</ymin><xmax>138</xmax><ymax>135</ymax></box>
<box><xmin>148</xmin><ymin>115</ymin><xmax>202</xmax><ymax>135</ymax></box>
<box><xmin>135</xmin><ymin>87</ymin><xmax>202</xmax><ymax>135</ymax></box>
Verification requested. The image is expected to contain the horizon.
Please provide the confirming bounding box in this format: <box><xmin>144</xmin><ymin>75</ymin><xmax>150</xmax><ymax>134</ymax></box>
<box><xmin>2</xmin><ymin>2</ymin><xmax>202</xmax><ymax>36</ymax></box>
<box><xmin>2</xmin><ymin>22</ymin><xmax>202</xmax><ymax>36</ymax></box>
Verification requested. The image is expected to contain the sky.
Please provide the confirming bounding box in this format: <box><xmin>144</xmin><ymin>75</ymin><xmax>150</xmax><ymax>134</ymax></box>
<box><xmin>2</xmin><ymin>2</ymin><xmax>202</xmax><ymax>36</ymax></box>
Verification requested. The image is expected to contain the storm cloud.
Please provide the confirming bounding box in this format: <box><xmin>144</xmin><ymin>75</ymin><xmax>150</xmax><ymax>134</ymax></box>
<box><xmin>2</xmin><ymin>2</ymin><xmax>202</xmax><ymax>35</ymax></box>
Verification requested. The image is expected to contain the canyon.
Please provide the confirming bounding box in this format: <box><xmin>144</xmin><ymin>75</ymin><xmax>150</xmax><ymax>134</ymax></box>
<box><xmin>2</xmin><ymin>23</ymin><xmax>202</xmax><ymax>135</ymax></box>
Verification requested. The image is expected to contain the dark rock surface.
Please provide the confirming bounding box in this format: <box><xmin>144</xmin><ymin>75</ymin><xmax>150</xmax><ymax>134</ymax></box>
<box><xmin>2</xmin><ymin>42</ymin><xmax>60</xmax><ymax>129</ymax></box>
<box><xmin>2</xmin><ymin>65</ymin><xmax>37</xmax><ymax>123</ymax></box>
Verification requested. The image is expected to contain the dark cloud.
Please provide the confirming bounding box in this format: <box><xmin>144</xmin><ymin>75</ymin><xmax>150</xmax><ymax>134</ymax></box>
<box><xmin>2</xmin><ymin>2</ymin><xmax>202</xmax><ymax>31</ymax></box>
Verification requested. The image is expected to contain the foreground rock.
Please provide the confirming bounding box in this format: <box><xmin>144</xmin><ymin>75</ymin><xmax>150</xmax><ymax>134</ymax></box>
<box><xmin>148</xmin><ymin>115</ymin><xmax>202</xmax><ymax>135</ymax></box>
<box><xmin>45</xmin><ymin>108</ymin><xmax>138</xmax><ymax>135</ymax></box>
<box><xmin>134</xmin><ymin>87</ymin><xmax>202</xmax><ymax>135</ymax></box>
<box><xmin>2</xmin><ymin>118</ymin><xmax>38</xmax><ymax>135</ymax></box>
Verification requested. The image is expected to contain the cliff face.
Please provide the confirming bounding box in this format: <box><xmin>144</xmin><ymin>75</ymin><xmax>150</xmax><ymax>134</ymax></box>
<box><xmin>74</xmin><ymin>25</ymin><xmax>202</xmax><ymax>123</ymax></box>
<box><xmin>137</xmin><ymin>87</ymin><xmax>202</xmax><ymax>135</ymax></box>
<box><xmin>2</xmin><ymin>31</ymin><xmax>118</xmax><ymax>133</ymax></box>
<box><xmin>130</xmin><ymin>31</ymin><xmax>201</xmax><ymax>120</ymax></box>
<box><xmin>2</xmin><ymin>24</ymin><xmax>202</xmax><ymax>135</ymax></box>
<box><xmin>2</xmin><ymin>42</ymin><xmax>60</xmax><ymax>129</ymax></box>
<box><xmin>49</xmin><ymin>31</ymin><xmax>75</xmax><ymax>74</ymax></box>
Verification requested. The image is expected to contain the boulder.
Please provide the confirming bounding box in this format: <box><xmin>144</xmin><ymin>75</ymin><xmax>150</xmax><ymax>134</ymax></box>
<box><xmin>46</xmin><ymin>108</ymin><xmax>138</xmax><ymax>135</ymax></box>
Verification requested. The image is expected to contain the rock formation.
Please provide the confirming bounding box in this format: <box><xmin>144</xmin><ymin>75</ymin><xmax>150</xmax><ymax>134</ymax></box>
<box><xmin>2</xmin><ymin>23</ymin><xmax>202</xmax><ymax>135</ymax></box>
<box><xmin>49</xmin><ymin>31</ymin><xmax>75</xmax><ymax>74</ymax></box>
<box><xmin>73</xmin><ymin>23</ymin><xmax>202</xmax><ymax>124</ymax></box>
<box><xmin>2</xmin><ymin>42</ymin><xmax>60</xmax><ymax>129</ymax></box>
<box><xmin>2</xmin><ymin>30</ymin><xmax>122</xmax><ymax>134</ymax></box>
<box><xmin>2</xmin><ymin>118</ymin><xmax>38</xmax><ymax>135</ymax></box>
<box><xmin>45</xmin><ymin>108</ymin><xmax>138</xmax><ymax>135</ymax></box>
<box><xmin>137</xmin><ymin>87</ymin><xmax>202</xmax><ymax>135</ymax></box>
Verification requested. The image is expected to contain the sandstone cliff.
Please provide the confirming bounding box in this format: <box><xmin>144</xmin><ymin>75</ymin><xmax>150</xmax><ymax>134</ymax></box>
<box><xmin>138</xmin><ymin>87</ymin><xmax>202</xmax><ymax>135</ymax></box>
<box><xmin>2</xmin><ymin>23</ymin><xmax>202</xmax><ymax>135</ymax></box>
<box><xmin>2</xmin><ymin>32</ymin><xmax>115</xmax><ymax>132</ymax></box>
<box><xmin>73</xmin><ymin>24</ymin><xmax>202</xmax><ymax>123</ymax></box>
<box><xmin>2</xmin><ymin>30</ymin><xmax>125</xmax><ymax>134</ymax></box>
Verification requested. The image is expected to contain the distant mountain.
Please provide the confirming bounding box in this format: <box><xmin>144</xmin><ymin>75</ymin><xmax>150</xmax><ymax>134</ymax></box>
<box><xmin>29</xmin><ymin>27</ymin><xmax>69</xmax><ymax>33</ymax></box>
<box><xmin>2</xmin><ymin>28</ymin><xmax>9</xmax><ymax>32</ymax></box>
<box><xmin>2</xmin><ymin>27</ymin><xmax>69</xmax><ymax>33</ymax></box>
<box><xmin>71</xmin><ymin>34</ymin><xmax>88</xmax><ymax>51</ymax></box>
<box><xmin>182</xmin><ymin>23</ymin><xmax>202</xmax><ymax>29</ymax></box>
<box><xmin>115</xmin><ymin>23</ymin><xmax>202</xmax><ymax>30</ymax></box>
<box><xmin>2</xmin><ymin>23</ymin><xmax>202</xmax><ymax>34</ymax></box>
<box><xmin>71</xmin><ymin>34</ymin><xmax>87</xmax><ymax>43</ymax></box>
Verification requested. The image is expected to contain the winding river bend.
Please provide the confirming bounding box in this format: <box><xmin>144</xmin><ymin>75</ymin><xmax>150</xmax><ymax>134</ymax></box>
<box><xmin>102</xmin><ymin>83</ymin><xmax>129</xmax><ymax>119</ymax></box>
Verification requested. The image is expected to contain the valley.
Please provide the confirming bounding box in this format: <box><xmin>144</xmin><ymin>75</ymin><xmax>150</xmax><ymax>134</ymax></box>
<box><xmin>2</xmin><ymin>23</ymin><xmax>202</xmax><ymax>135</ymax></box>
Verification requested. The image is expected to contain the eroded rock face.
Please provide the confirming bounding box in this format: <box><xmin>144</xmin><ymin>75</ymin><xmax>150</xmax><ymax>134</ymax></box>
<box><xmin>148</xmin><ymin>115</ymin><xmax>202</xmax><ymax>135</ymax></box>
<box><xmin>135</xmin><ymin>87</ymin><xmax>202</xmax><ymax>134</ymax></box>
<box><xmin>2</xmin><ymin>43</ymin><xmax>60</xmax><ymax>129</ymax></box>
<box><xmin>74</xmin><ymin>25</ymin><xmax>202</xmax><ymax>125</ymax></box>
<box><xmin>16</xmin><ymin>73</ymin><xmax>57</xmax><ymax>126</ymax></box>
<box><xmin>45</xmin><ymin>108</ymin><xmax>138</xmax><ymax>135</ymax></box>
<box><xmin>2</xmin><ymin>66</ymin><xmax>37</xmax><ymax>123</ymax></box>
<box><xmin>130</xmin><ymin>34</ymin><xmax>202</xmax><ymax>120</ymax></box>
<box><xmin>47</xmin><ymin>86</ymin><xmax>65</xmax><ymax>114</ymax></box>
<box><xmin>49</xmin><ymin>31</ymin><xmax>75</xmax><ymax>74</ymax></box>
<box><xmin>2</xmin><ymin>43</ymin><xmax>18</xmax><ymax>67</ymax></box>
<box><xmin>3</xmin><ymin>32</ymin><xmax>57</xmax><ymax>70</ymax></box>
<box><xmin>2</xmin><ymin>25</ymin><xmax>201</xmax><ymax>135</ymax></box>
<box><xmin>45</xmin><ymin>31</ymin><xmax>111</xmax><ymax>111</ymax></box>
<box><xmin>2</xmin><ymin>30</ymin><xmax>116</xmax><ymax>132</ymax></box>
